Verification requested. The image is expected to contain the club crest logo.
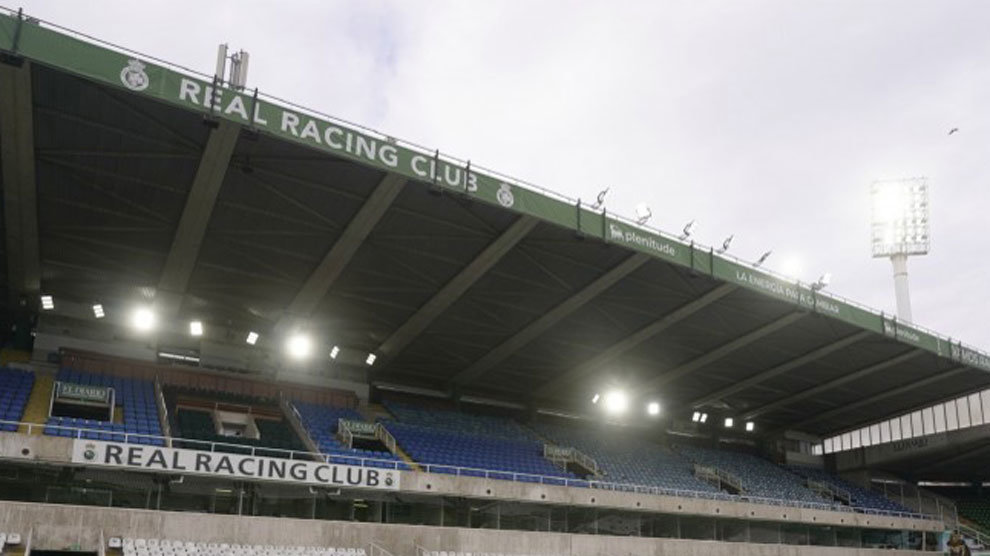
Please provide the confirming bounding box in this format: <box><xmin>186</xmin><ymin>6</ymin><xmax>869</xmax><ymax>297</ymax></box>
<box><xmin>120</xmin><ymin>59</ymin><xmax>150</xmax><ymax>91</ymax></box>
<box><xmin>82</xmin><ymin>443</ymin><xmax>97</xmax><ymax>462</ymax></box>
<box><xmin>496</xmin><ymin>183</ymin><xmax>515</xmax><ymax>208</ymax></box>
<box><xmin>384</xmin><ymin>472</ymin><xmax>394</xmax><ymax>487</ymax></box>
<box><xmin>609</xmin><ymin>223</ymin><xmax>625</xmax><ymax>241</ymax></box>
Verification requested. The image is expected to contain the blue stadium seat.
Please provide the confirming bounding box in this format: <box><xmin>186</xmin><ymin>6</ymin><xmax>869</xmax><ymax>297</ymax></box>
<box><xmin>43</xmin><ymin>369</ymin><xmax>162</xmax><ymax>446</ymax></box>
<box><xmin>0</xmin><ymin>367</ymin><xmax>35</xmax><ymax>430</ymax></box>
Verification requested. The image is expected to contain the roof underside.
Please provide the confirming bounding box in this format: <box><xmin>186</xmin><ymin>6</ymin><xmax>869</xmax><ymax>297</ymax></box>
<box><xmin>3</xmin><ymin>56</ymin><xmax>989</xmax><ymax>442</ymax></box>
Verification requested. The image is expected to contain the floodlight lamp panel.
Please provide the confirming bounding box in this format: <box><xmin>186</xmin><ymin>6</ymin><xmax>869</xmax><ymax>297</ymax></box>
<box><xmin>724</xmin><ymin>417</ymin><xmax>734</xmax><ymax>428</ymax></box>
<box><xmin>329</xmin><ymin>346</ymin><xmax>340</xmax><ymax>359</ymax></box>
<box><xmin>692</xmin><ymin>411</ymin><xmax>701</xmax><ymax>422</ymax></box>
<box><xmin>246</xmin><ymin>331</ymin><xmax>259</xmax><ymax>345</ymax></box>
<box><xmin>190</xmin><ymin>321</ymin><xmax>203</xmax><ymax>337</ymax></box>
<box><xmin>870</xmin><ymin>178</ymin><xmax>930</xmax><ymax>257</ymax></box>
<box><xmin>647</xmin><ymin>401</ymin><xmax>661</xmax><ymax>416</ymax></box>
<box><xmin>92</xmin><ymin>304</ymin><xmax>105</xmax><ymax>318</ymax></box>
<box><xmin>40</xmin><ymin>295</ymin><xmax>54</xmax><ymax>310</ymax></box>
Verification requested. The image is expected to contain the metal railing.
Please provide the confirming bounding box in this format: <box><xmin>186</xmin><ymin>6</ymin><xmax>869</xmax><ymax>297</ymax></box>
<box><xmin>1</xmin><ymin>4</ymin><xmax>986</xmax><ymax>373</ymax></box>
<box><xmin>0</xmin><ymin>419</ymin><xmax>941</xmax><ymax>522</ymax></box>
<box><xmin>543</xmin><ymin>444</ymin><xmax>599</xmax><ymax>476</ymax></box>
<box><xmin>807</xmin><ymin>479</ymin><xmax>851</xmax><ymax>505</ymax></box>
<box><xmin>960</xmin><ymin>522</ymin><xmax>990</xmax><ymax>549</ymax></box>
<box><xmin>693</xmin><ymin>464</ymin><xmax>743</xmax><ymax>493</ymax></box>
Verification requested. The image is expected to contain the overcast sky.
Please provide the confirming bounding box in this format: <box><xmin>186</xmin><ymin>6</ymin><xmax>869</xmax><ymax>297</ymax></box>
<box><xmin>14</xmin><ymin>1</ymin><xmax>990</xmax><ymax>350</ymax></box>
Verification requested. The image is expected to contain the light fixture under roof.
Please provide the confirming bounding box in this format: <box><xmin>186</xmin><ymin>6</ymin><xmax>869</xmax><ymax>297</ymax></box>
<box><xmin>647</xmin><ymin>401</ymin><xmax>660</xmax><ymax>416</ymax></box>
<box><xmin>190</xmin><ymin>320</ymin><xmax>203</xmax><ymax>337</ymax></box>
<box><xmin>329</xmin><ymin>345</ymin><xmax>340</xmax><ymax>360</ymax></box>
<box><xmin>724</xmin><ymin>417</ymin><xmax>734</xmax><ymax>428</ymax></box>
<box><xmin>700</xmin><ymin>412</ymin><xmax>708</xmax><ymax>423</ymax></box>
<box><xmin>365</xmin><ymin>353</ymin><xmax>377</xmax><ymax>366</ymax></box>
<box><xmin>592</xmin><ymin>393</ymin><xmax>600</xmax><ymax>405</ymax></box>
<box><xmin>692</xmin><ymin>411</ymin><xmax>701</xmax><ymax>422</ymax></box>
<box><xmin>40</xmin><ymin>295</ymin><xmax>54</xmax><ymax>310</ymax></box>
<box><xmin>745</xmin><ymin>421</ymin><xmax>755</xmax><ymax>432</ymax></box>
<box><xmin>92</xmin><ymin>304</ymin><xmax>105</xmax><ymax>318</ymax></box>
<box><xmin>603</xmin><ymin>390</ymin><xmax>628</xmax><ymax>415</ymax></box>
<box><xmin>245</xmin><ymin>331</ymin><xmax>259</xmax><ymax>345</ymax></box>
<box><xmin>286</xmin><ymin>334</ymin><xmax>312</xmax><ymax>360</ymax></box>
<box><xmin>131</xmin><ymin>307</ymin><xmax>155</xmax><ymax>332</ymax></box>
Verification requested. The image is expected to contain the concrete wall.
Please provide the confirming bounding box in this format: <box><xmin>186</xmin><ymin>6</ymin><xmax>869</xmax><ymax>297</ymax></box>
<box><xmin>0</xmin><ymin>432</ymin><xmax>943</xmax><ymax>535</ymax></box>
<box><xmin>0</xmin><ymin>501</ymin><xmax>931</xmax><ymax>556</ymax></box>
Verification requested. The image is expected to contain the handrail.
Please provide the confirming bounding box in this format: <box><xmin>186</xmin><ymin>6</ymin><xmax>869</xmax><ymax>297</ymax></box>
<box><xmin>0</xmin><ymin>418</ymin><xmax>941</xmax><ymax>521</ymax></box>
<box><xmin>960</xmin><ymin>522</ymin><xmax>990</xmax><ymax>549</ymax></box>
<box><xmin>694</xmin><ymin>463</ymin><xmax>744</xmax><ymax>493</ymax></box>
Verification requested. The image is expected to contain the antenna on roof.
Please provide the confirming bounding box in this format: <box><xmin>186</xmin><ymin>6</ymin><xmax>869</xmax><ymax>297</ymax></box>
<box><xmin>215</xmin><ymin>44</ymin><xmax>250</xmax><ymax>91</ymax></box>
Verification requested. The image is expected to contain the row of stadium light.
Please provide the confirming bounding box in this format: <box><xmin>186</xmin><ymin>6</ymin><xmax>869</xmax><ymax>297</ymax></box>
<box><xmin>693</xmin><ymin>412</ymin><xmax>755</xmax><ymax>432</ymax></box>
<box><xmin>590</xmin><ymin>388</ymin><xmax>755</xmax><ymax>431</ymax></box>
<box><xmin>38</xmin><ymin>296</ymin><xmax>376</xmax><ymax>366</ymax></box>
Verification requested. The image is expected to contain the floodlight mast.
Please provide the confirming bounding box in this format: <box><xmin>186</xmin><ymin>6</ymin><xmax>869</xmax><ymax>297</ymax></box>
<box><xmin>870</xmin><ymin>178</ymin><xmax>930</xmax><ymax>323</ymax></box>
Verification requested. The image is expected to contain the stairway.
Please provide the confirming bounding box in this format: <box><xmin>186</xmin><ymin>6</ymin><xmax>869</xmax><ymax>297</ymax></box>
<box><xmin>19</xmin><ymin>372</ymin><xmax>54</xmax><ymax>435</ymax></box>
<box><xmin>363</xmin><ymin>404</ymin><xmax>420</xmax><ymax>470</ymax></box>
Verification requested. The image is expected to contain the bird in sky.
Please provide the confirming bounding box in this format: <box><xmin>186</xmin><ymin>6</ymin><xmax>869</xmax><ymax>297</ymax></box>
<box><xmin>948</xmin><ymin>127</ymin><xmax>959</xmax><ymax>135</ymax></box>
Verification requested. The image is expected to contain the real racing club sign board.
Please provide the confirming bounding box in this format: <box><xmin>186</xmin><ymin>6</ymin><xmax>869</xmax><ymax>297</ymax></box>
<box><xmin>72</xmin><ymin>440</ymin><xmax>399</xmax><ymax>491</ymax></box>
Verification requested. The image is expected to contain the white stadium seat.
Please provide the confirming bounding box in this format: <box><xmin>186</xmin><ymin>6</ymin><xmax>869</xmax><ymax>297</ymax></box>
<box><xmin>104</xmin><ymin>539</ymin><xmax>367</xmax><ymax>556</ymax></box>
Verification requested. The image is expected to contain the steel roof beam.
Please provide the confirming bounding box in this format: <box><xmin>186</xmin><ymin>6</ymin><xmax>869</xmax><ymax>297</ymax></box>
<box><xmin>449</xmin><ymin>253</ymin><xmax>651</xmax><ymax>386</ymax></box>
<box><xmin>690</xmin><ymin>329</ymin><xmax>873</xmax><ymax>408</ymax></box>
<box><xmin>375</xmin><ymin>214</ymin><xmax>538</xmax><ymax>369</ymax></box>
<box><xmin>532</xmin><ymin>283</ymin><xmax>737</xmax><ymax>398</ymax></box>
<box><xmin>645</xmin><ymin>312</ymin><xmax>805</xmax><ymax>391</ymax></box>
<box><xmin>788</xmin><ymin>365</ymin><xmax>969</xmax><ymax>431</ymax></box>
<box><xmin>156</xmin><ymin>120</ymin><xmax>240</xmax><ymax>316</ymax></box>
<box><xmin>913</xmin><ymin>441</ymin><xmax>990</xmax><ymax>475</ymax></box>
<box><xmin>278</xmin><ymin>172</ymin><xmax>406</xmax><ymax>331</ymax></box>
<box><xmin>0</xmin><ymin>61</ymin><xmax>40</xmax><ymax>305</ymax></box>
<box><xmin>743</xmin><ymin>348</ymin><xmax>926</xmax><ymax>420</ymax></box>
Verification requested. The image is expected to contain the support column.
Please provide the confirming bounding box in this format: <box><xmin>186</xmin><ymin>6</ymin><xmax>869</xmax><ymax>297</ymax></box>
<box><xmin>891</xmin><ymin>253</ymin><xmax>913</xmax><ymax>322</ymax></box>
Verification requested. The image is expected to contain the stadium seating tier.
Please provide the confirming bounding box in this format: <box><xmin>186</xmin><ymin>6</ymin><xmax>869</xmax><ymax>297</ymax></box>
<box><xmin>0</xmin><ymin>368</ymin><xmax>33</xmax><ymax>431</ymax></box>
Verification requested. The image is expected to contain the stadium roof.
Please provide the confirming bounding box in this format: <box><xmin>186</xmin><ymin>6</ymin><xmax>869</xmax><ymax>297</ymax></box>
<box><xmin>2</xmin><ymin>10</ymin><xmax>989</xmax><ymax>438</ymax></box>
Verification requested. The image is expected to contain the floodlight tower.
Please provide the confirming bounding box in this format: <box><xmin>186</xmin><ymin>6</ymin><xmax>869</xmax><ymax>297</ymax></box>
<box><xmin>870</xmin><ymin>178</ymin><xmax>930</xmax><ymax>323</ymax></box>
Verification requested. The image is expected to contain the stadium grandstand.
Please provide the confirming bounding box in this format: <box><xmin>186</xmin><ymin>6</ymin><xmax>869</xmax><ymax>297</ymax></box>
<box><xmin>1</xmin><ymin>7</ymin><xmax>989</xmax><ymax>556</ymax></box>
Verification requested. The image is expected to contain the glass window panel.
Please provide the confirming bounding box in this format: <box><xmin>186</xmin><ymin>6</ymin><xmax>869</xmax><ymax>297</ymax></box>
<box><xmin>946</xmin><ymin>400</ymin><xmax>959</xmax><ymax>430</ymax></box>
<box><xmin>890</xmin><ymin>418</ymin><xmax>902</xmax><ymax>441</ymax></box>
<box><xmin>860</xmin><ymin>428</ymin><xmax>871</xmax><ymax>446</ymax></box>
<box><xmin>958</xmin><ymin>397</ymin><xmax>971</xmax><ymax>428</ymax></box>
<box><xmin>922</xmin><ymin>408</ymin><xmax>935</xmax><ymax>435</ymax></box>
<box><xmin>911</xmin><ymin>411</ymin><xmax>924</xmax><ymax>435</ymax></box>
<box><xmin>880</xmin><ymin>421</ymin><xmax>891</xmax><ymax>443</ymax></box>
<box><xmin>969</xmin><ymin>393</ymin><xmax>983</xmax><ymax>425</ymax></box>
<box><xmin>870</xmin><ymin>424</ymin><xmax>882</xmax><ymax>443</ymax></box>
<box><xmin>901</xmin><ymin>415</ymin><xmax>913</xmax><ymax>439</ymax></box>
<box><xmin>842</xmin><ymin>432</ymin><xmax>852</xmax><ymax>450</ymax></box>
<box><xmin>982</xmin><ymin>390</ymin><xmax>990</xmax><ymax>419</ymax></box>
<box><xmin>934</xmin><ymin>403</ymin><xmax>947</xmax><ymax>433</ymax></box>
<box><xmin>824</xmin><ymin>438</ymin><xmax>834</xmax><ymax>453</ymax></box>
<box><xmin>851</xmin><ymin>431</ymin><xmax>862</xmax><ymax>449</ymax></box>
